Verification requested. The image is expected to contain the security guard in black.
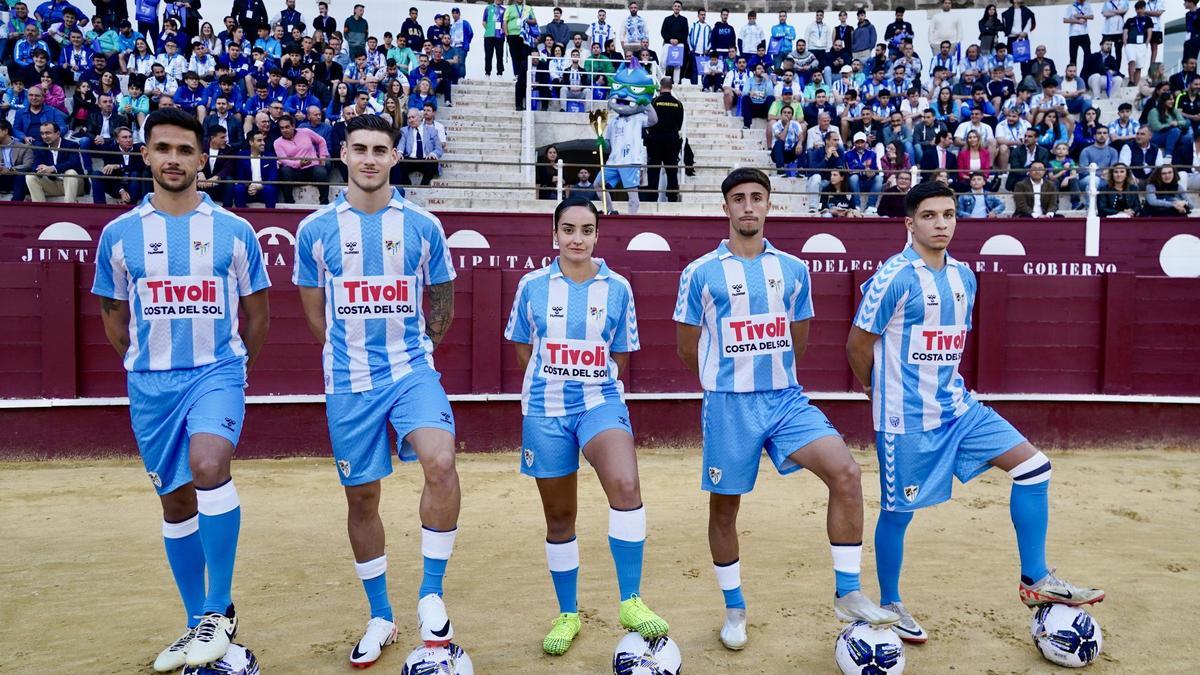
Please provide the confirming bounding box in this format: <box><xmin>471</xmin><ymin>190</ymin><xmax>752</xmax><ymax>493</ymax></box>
<box><xmin>643</xmin><ymin>78</ymin><xmax>685</xmax><ymax>203</ymax></box>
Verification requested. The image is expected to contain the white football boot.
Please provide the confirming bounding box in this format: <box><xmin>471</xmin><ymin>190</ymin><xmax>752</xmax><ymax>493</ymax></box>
<box><xmin>417</xmin><ymin>594</ymin><xmax>453</xmax><ymax>646</ymax></box>
<box><xmin>719</xmin><ymin>608</ymin><xmax>748</xmax><ymax>650</ymax></box>
<box><xmin>834</xmin><ymin>590</ymin><xmax>900</xmax><ymax>626</ymax></box>
<box><xmin>152</xmin><ymin>626</ymin><xmax>197</xmax><ymax>672</ymax></box>
<box><xmin>184</xmin><ymin>611</ymin><xmax>237</xmax><ymax>667</ymax></box>
<box><xmin>350</xmin><ymin>616</ymin><xmax>398</xmax><ymax>668</ymax></box>
<box><xmin>882</xmin><ymin>602</ymin><xmax>928</xmax><ymax>644</ymax></box>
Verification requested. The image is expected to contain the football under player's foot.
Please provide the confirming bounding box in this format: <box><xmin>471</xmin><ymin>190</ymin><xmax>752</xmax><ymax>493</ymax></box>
<box><xmin>719</xmin><ymin>607</ymin><xmax>747</xmax><ymax>650</ymax></box>
<box><xmin>619</xmin><ymin>595</ymin><xmax>669</xmax><ymax>639</ymax></box>
<box><xmin>834</xmin><ymin>590</ymin><xmax>900</xmax><ymax>627</ymax></box>
<box><xmin>417</xmin><ymin>593</ymin><xmax>454</xmax><ymax>646</ymax></box>
<box><xmin>542</xmin><ymin>612</ymin><xmax>582</xmax><ymax>656</ymax></box>
<box><xmin>882</xmin><ymin>602</ymin><xmax>928</xmax><ymax>644</ymax></box>
<box><xmin>152</xmin><ymin>626</ymin><xmax>197</xmax><ymax>672</ymax></box>
<box><xmin>185</xmin><ymin>608</ymin><xmax>237</xmax><ymax>667</ymax></box>
<box><xmin>1019</xmin><ymin>569</ymin><xmax>1105</xmax><ymax>607</ymax></box>
<box><xmin>350</xmin><ymin>616</ymin><xmax>398</xmax><ymax>669</ymax></box>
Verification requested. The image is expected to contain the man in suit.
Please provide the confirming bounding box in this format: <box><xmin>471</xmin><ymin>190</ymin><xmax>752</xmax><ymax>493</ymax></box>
<box><xmin>917</xmin><ymin>130</ymin><xmax>958</xmax><ymax>183</ymax></box>
<box><xmin>233</xmin><ymin>128</ymin><xmax>279</xmax><ymax>208</ymax></box>
<box><xmin>1006</xmin><ymin>127</ymin><xmax>1051</xmax><ymax>190</ymax></box>
<box><xmin>203</xmin><ymin>96</ymin><xmax>247</xmax><ymax>152</ymax></box>
<box><xmin>198</xmin><ymin>127</ymin><xmax>237</xmax><ymax>207</ymax></box>
<box><xmin>89</xmin><ymin>126</ymin><xmax>145</xmax><ymax>204</ymax></box>
<box><xmin>26</xmin><ymin>120</ymin><xmax>85</xmax><ymax>202</ymax></box>
<box><xmin>395</xmin><ymin>108</ymin><xmax>442</xmax><ymax>186</ymax></box>
<box><xmin>1013</xmin><ymin>160</ymin><xmax>1059</xmax><ymax>217</ymax></box>
<box><xmin>0</xmin><ymin>119</ymin><xmax>34</xmax><ymax>201</ymax></box>
<box><xmin>79</xmin><ymin>92</ymin><xmax>130</xmax><ymax>171</ymax></box>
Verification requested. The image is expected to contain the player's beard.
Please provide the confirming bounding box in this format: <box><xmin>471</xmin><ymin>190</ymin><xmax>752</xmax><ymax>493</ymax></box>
<box><xmin>151</xmin><ymin>164</ymin><xmax>198</xmax><ymax>193</ymax></box>
<box><xmin>734</xmin><ymin>220</ymin><xmax>762</xmax><ymax>238</ymax></box>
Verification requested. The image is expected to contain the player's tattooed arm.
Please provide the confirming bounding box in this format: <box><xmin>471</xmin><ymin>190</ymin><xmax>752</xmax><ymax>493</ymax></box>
<box><xmin>98</xmin><ymin>296</ymin><xmax>131</xmax><ymax>357</ymax></box>
<box><xmin>425</xmin><ymin>281</ymin><xmax>455</xmax><ymax>348</ymax></box>
<box><xmin>239</xmin><ymin>289</ymin><xmax>271</xmax><ymax>371</ymax></box>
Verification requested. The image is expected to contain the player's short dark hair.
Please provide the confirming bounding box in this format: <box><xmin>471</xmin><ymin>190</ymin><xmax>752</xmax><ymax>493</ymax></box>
<box><xmin>904</xmin><ymin>180</ymin><xmax>955</xmax><ymax>217</ymax></box>
<box><xmin>346</xmin><ymin>113</ymin><xmax>398</xmax><ymax>144</ymax></box>
<box><xmin>721</xmin><ymin>167</ymin><xmax>771</xmax><ymax>198</ymax></box>
<box><xmin>553</xmin><ymin>196</ymin><xmax>601</xmax><ymax>230</ymax></box>
<box><xmin>143</xmin><ymin>107</ymin><xmax>204</xmax><ymax>147</ymax></box>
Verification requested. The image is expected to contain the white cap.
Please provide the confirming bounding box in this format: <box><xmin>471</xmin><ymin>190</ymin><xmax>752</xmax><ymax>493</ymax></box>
<box><xmin>853</xmin><ymin>131</ymin><xmax>867</xmax><ymax>142</ymax></box>
<box><xmin>840</xmin><ymin>65</ymin><xmax>852</xmax><ymax>73</ymax></box>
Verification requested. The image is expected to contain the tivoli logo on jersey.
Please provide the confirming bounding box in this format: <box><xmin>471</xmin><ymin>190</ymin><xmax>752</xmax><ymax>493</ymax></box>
<box><xmin>539</xmin><ymin>338</ymin><xmax>609</xmax><ymax>383</ymax></box>
<box><xmin>332</xmin><ymin>275</ymin><xmax>417</xmax><ymax>318</ymax></box>
<box><xmin>906</xmin><ymin>324</ymin><xmax>967</xmax><ymax>364</ymax></box>
<box><xmin>136</xmin><ymin>276</ymin><xmax>226</xmax><ymax>320</ymax></box>
<box><xmin>720</xmin><ymin>312</ymin><xmax>791</xmax><ymax>356</ymax></box>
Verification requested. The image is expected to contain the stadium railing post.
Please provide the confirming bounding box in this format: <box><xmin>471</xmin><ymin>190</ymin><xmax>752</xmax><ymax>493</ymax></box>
<box><xmin>1086</xmin><ymin>162</ymin><xmax>1100</xmax><ymax>257</ymax></box>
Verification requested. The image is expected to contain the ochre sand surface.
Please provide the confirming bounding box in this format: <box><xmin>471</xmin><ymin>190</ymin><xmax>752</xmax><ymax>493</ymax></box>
<box><xmin>2</xmin><ymin>449</ymin><xmax>1197</xmax><ymax>673</ymax></box>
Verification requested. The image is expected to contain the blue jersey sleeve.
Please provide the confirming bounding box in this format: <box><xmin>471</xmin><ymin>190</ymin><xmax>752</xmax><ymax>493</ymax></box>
<box><xmin>292</xmin><ymin>219</ymin><xmax>324</xmax><ymax>288</ymax></box>
<box><xmin>672</xmin><ymin>260</ymin><xmax>705</xmax><ymax>326</ymax></box>
<box><xmin>789</xmin><ymin>262</ymin><xmax>814</xmax><ymax>322</ymax></box>
<box><xmin>422</xmin><ymin>216</ymin><xmax>457</xmax><ymax>286</ymax></box>
<box><xmin>91</xmin><ymin>223</ymin><xmax>125</xmax><ymax>299</ymax></box>
<box><xmin>853</xmin><ymin>265</ymin><xmax>909</xmax><ymax>335</ymax></box>
<box><xmin>959</xmin><ymin>265</ymin><xmax>977</xmax><ymax>330</ymax></box>
<box><xmin>609</xmin><ymin>278</ymin><xmax>640</xmax><ymax>353</ymax></box>
<box><xmin>503</xmin><ymin>275</ymin><xmax>533</xmax><ymax>343</ymax></box>
<box><xmin>235</xmin><ymin>221</ymin><xmax>271</xmax><ymax>295</ymax></box>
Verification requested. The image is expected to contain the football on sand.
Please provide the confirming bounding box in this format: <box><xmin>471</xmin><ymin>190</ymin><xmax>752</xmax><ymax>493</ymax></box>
<box><xmin>834</xmin><ymin>621</ymin><xmax>906</xmax><ymax>674</ymax></box>
<box><xmin>401</xmin><ymin>643</ymin><xmax>474</xmax><ymax>674</ymax></box>
<box><xmin>1031</xmin><ymin>603</ymin><xmax>1103</xmax><ymax>668</ymax></box>
<box><xmin>181</xmin><ymin>643</ymin><xmax>260</xmax><ymax>675</ymax></box>
<box><xmin>612</xmin><ymin>632</ymin><xmax>682</xmax><ymax>675</ymax></box>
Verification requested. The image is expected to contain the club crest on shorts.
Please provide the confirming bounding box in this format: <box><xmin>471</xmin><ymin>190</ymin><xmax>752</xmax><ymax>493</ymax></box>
<box><xmin>903</xmin><ymin>484</ymin><xmax>920</xmax><ymax>501</ymax></box>
<box><xmin>889</xmin><ymin>415</ymin><xmax>901</xmax><ymax>428</ymax></box>
<box><xmin>337</xmin><ymin>459</ymin><xmax>351</xmax><ymax>477</ymax></box>
<box><xmin>147</xmin><ymin>471</ymin><xmax>162</xmax><ymax>488</ymax></box>
<box><xmin>523</xmin><ymin>448</ymin><xmax>535</xmax><ymax>467</ymax></box>
<box><xmin>708</xmin><ymin>466</ymin><xmax>722</xmax><ymax>485</ymax></box>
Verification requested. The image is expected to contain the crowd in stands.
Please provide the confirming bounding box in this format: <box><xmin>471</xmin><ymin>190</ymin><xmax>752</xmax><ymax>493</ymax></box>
<box><xmin>0</xmin><ymin>0</ymin><xmax>1196</xmax><ymax>216</ymax></box>
<box><xmin>0</xmin><ymin>0</ymin><xmax>470</xmax><ymax>204</ymax></box>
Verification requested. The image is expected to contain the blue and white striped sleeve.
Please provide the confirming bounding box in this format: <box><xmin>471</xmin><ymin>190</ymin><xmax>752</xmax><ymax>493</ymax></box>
<box><xmin>292</xmin><ymin>217</ymin><xmax>324</xmax><ymax>288</ymax></box>
<box><xmin>673</xmin><ymin>260</ymin><xmax>705</xmax><ymax>326</ymax></box>
<box><xmin>504</xmin><ymin>275</ymin><xmax>532</xmax><ymax>343</ymax></box>
<box><xmin>422</xmin><ymin>214</ymin><xmax>457</xmax><ymax>285</ymax></box>
<box><xmin>854</xmin><ymin>263</ymin><xmax>908</xmax><ymax>335</ymax></box>
<box><xmin>610</xmin><ymin>277</ymin><xmax>640</xmax><ymax>353</ymax></box>
<box><xmin>789</xmin><ymin>262</ymin><xmax>814</xmax><ymax>322</ymax></box>
<box><xmin>236</xmin><ymin>220</ymin><xmax>271</xmax><ymax>295</ymax></box>
<box><xmin>91</xmin><ymin>223</ymin><xmax>124</xmax><ymax>299</ymax></box>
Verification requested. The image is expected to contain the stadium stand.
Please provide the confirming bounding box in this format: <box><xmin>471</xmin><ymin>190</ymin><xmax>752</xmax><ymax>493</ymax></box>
<box><xmin>0</xmin><ymin>0</ymin><xmax>1195</xmax><ymax>218</ymax></box>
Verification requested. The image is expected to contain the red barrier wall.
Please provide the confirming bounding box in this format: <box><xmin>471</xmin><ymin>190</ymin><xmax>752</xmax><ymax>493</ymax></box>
<box><xmin>1</xmin><ymin>204</ymin><xmax>1197</xmax><ymax>455</ymax></box>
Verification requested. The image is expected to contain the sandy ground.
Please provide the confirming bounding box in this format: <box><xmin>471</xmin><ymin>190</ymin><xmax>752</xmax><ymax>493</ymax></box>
<box><xmin>1</xmin><ymin>448</ymin><xmax>1197</xmax><ymax>674</ymax></box>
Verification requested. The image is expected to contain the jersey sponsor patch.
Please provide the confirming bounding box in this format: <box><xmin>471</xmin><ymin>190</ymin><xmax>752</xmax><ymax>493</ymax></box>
<box><xmin>538</xmin><ymin>338</ymin><xmax>610</xmax><ymax>383</ymax></box>
<box><xmin>136</xmin><ymin>276</ymin><xmax>226</xmax><ymax>320</ymax></box>
<box><xmin>720</xmin><ymin>312</ymin><xmax>791</xmax><ymax>357</ymax></box>
<box><xmin>906</xmin><ymin>324</ymin><xmax>968</xmax><ymax>365</ymax></box>
<box><xmin>332</xmin><ymin>275</ymin><xmax>418</xmax><ymax>318</ymax></box>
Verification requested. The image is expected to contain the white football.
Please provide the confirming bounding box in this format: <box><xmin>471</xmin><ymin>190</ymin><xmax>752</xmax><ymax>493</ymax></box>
<box><xmin>835</xmin><ymin>621</ymin><xmax>906</xmax><ymax>674</ymax></box>
<box><xmin>1031</xmin><ymin>603</ymin><xmax>1103</xmax><ymax>668</ymax></box>
<box><xmin>400</xmin><ymin>642</ymin><xmax>474</xmax><ymax>674</ymax></box>
<box><xmin>612</xmin><ymin>632</ymin><xmax>682</xmax><ymax>675</ymax></box>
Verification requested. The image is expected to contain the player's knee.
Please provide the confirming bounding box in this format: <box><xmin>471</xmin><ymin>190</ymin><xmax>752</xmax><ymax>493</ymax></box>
<box><xmin>189</xmin><ymin>455</ymin><xmax>229</xmax><ymax>488</ymax></box>
<box><xmin>828</xmin><ymin>460</ymin><xmax>863</xmax><ymax>498</ymax></box>
<box><xmin>608</xmin><ymin>474</ymin><xmax>641</xmax><ymax>509</ymax></box>
<box><xmin>422</xmin><ymin>450</ymin><xmax>458</xmax><ymax>487</ymax></box>
<box><xmin>709</xmin><ymin>495</ymin><xmax>740</xmax><ymax>526</ymax></box>
<box><xmin>160</xmin><ymin>486</ymin><xmax>198</xmax><ymax>522</ymax></box>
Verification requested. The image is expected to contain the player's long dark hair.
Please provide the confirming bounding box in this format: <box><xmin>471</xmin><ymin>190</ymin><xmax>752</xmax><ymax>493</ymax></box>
<box><xmin>553</xmin><ymin>196</ymin><xmax>601</xmax><ymax>231</ymax></box>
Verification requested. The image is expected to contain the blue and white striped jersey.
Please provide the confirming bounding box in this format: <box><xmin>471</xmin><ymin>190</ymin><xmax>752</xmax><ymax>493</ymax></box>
<box><xmin>91</xmin><ymin>193</ymin><xmax>271</xmax><ymax>373</ymax></box>
<box><xmin>292</xmin><ymin>188</ymin><xmax>456</xmax><ymax>394</ymax></box>
<box><xmin>504</xmin><ymin>258</ymin><xmax>639</xmax><ymax>417</ymax></box>
<box><xmin>673</xmin><ymin>240</ymin><xmax>813</xmax><ymax>393</ymax></box>
<box><xmin>853</xmin><ymin>246</ymin><xmax>976</xmax><ymax>434</ymax></box>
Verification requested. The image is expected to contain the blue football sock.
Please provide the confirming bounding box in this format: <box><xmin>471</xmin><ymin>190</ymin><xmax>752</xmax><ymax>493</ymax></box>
<box><xmin>608</xmin><ymin>506</ymin><xmax>647</xmax><ymax>601</ymax></box>
<box><xmin>1011</xmin><ymin>481</ymin><xmax>1050</xmax><ymax>584</ymax></box>
<box><xmin>196</xmin><ymin>480</ymin><xmax>241</xmax><ymax>615</ymax></box>
<box><xmin>550</xmin><ymin>568</ymin><xmax>580</xmax><ymax>614</ymax></box>
<box><xmin>419</xmin><ymin>526</ymin><xmax>457</xmax><ymax>598</ymax></box>
<box><xmin>874</xmin><ymin>510</ymin><xmax>913</xmax><ymax>606</ymax></box>
<box><xmin>722</xmin><ymin>586</ymin><xmax>747</xmax><ymax>609</ymax></box>
<box><xmin>355</xmin><ymin>556</ymin><xmax>393</xmax><ymax>622</ymax></box>
<box><xmin>546</xmin><ymin>538</ymin><xmax>580</xmax><ymax>614</ymax></box>
<box><xmin>162</xmin><ymin>515</ymin><xmax>206</xmax><ymax>628</ymax></box>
